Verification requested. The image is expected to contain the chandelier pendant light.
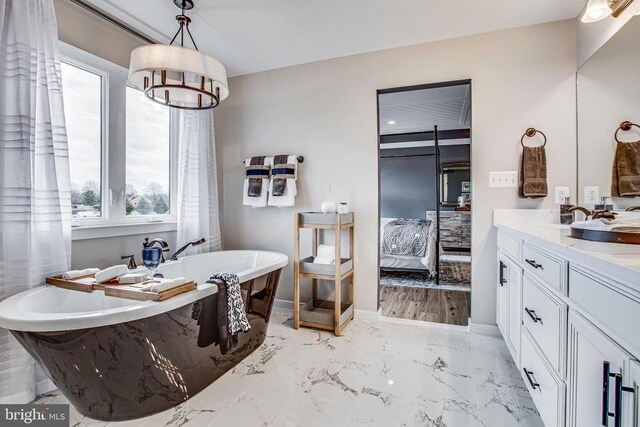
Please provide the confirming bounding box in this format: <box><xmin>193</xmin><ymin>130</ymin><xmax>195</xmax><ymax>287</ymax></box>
<box><xmin>128</xmin><ymin>0</ymin><xmax>229</xmax><ymax>110</ymax></box>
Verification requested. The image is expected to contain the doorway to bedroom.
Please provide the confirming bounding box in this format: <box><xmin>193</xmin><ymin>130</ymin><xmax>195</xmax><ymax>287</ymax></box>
<box><xmin>377</xmin><ymin>81</ymin><xmax>472</xmax><ymax>326</ymax></box>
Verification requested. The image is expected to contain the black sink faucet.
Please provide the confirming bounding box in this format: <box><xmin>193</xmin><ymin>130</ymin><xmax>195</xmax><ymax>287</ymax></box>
<box><xmin>144</xmin><ymin>238</ymin><xmax>170</xmax><ymax>263</ymax></box>
<box><xmin>170</xmin><ymin>238</ymin><xmax>206</xmax><ymax>261</ymax></box>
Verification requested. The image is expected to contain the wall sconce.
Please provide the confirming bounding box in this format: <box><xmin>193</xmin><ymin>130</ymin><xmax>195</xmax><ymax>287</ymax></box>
<box><xmin>581</xmin><ymin>0</ymin><xmax>635</xmax><ymax>23</ymax></box>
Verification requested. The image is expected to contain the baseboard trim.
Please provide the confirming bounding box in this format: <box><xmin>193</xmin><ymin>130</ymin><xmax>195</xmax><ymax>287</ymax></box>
<box><xmin>354</xmin><ymin>309</ymin><xmax>379</xmax><ymax>321</ymax></box>
<box><xmin>468</xmin><ymin>319</ymin><xmax>501</xmax><ymax>337</ymax></box>
<box><xmin>273</xmin><ymin>299</ymin><xmax>311</xmax><ymax>311</ymax></box>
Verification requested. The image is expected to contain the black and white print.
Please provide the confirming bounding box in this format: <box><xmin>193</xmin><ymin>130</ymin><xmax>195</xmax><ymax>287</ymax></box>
<box><xmin>209</xmin><ymin>272</ymin><xmax>251</xmax><ymax>334</ymax></box>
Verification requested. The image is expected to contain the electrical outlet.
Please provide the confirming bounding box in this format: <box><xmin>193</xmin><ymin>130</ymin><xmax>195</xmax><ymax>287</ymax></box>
<box><xmin>584</xmin><ymin>186</ymin><xmax>600</xmax><ymax>204</ymax></box>
<box><xmin>489</xmin><ymin>171</ymin><xmax>518</xmax><ymax>188</ymax></box>
<box><xmin>555</xmin><ymin>187</ymin><xmax>570</xmax><ymax>204</ymax></box>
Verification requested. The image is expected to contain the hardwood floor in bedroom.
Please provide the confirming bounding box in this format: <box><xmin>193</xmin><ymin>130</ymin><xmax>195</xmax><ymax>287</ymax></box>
<box><xmin>379</xmin><ymin>285</ymin><xmax>471</xmax><ymax>326</ymax></box>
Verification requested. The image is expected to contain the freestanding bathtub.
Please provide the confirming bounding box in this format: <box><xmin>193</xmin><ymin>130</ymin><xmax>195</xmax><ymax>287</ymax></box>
<box><xmin>0</xmin><ymin>250</ymin><xmax>288</xmax><ymax>421</ymax></box>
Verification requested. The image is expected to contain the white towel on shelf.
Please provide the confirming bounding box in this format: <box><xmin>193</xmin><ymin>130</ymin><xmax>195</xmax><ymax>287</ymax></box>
<box><xmin>62</xmin><ymin>268</ymin><xmax>99</xmax><ymax>280</ymax></box>
<box><xmin>243</xmin><ymin>157</ymin><xmax>271</xmax><ymax>208</ymax></box>
<box><xmin>139</xmin><ymin>277</ymin><xmax>189</xmax><ymax>293</ymax></box>
<box><xmin>268</xmin><ymin>155</ymin><xmax>298</xmax><ymax>208</ymax></box>
<box><xmin>95</xmin><ymin>265</ymin><xmax>128</xmax><ymax>284</ymax></box>
<box><xmin>313</xmin><ymin>244</ymin><xmax>336</xmax><ymax>265</ymax></box>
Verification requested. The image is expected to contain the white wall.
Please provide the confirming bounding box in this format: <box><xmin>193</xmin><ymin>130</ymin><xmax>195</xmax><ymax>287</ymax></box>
<box><xmin>215</xmin><ymin>20</ymin><xmax>578</xmax><ymax>325</ymax></box>
<box><xmin>577</xmin><ymin>16</ymin><xmax>640</xmax><ymax>209</ymax></box>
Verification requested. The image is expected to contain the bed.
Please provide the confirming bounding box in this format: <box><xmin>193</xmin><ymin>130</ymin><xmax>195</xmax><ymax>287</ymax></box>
<box><xmin>379</xmin><ymin>217</ymin><xmax>440</xmax><ymax>272</ymax></box>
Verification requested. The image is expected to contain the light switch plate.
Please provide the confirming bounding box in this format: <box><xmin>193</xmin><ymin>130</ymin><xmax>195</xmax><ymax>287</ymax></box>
<box><xmin>489</xmin><ymin>171</ymin><xmax>518</xmax><ymax>188</ymax></box>
<box><xmin>555</xmin><ymin>187</ymin><xmax>570</xmax><ymax>204</ymax></box>
<box><xmin>584</xmin><ymin>186</ymin><xmax>600</xmax><ymax>204</ymax></box>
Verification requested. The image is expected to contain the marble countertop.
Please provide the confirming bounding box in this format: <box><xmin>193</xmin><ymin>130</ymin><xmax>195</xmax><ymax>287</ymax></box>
<box><xmin>494</xmin><ymin>210</ymin><xmax>640</xmax><ymax>288</ymax></box>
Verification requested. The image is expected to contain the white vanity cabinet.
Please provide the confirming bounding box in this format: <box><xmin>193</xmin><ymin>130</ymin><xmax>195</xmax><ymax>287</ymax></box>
<box><xmin>497</xmin><ymin>250</ymin><xmax>522</xmax><ymax>365</ymax></box>
<box><xmin>496</xmin><ymin>227</ymin><xmax>640</xmax><ymax>427</ymax></box>
<box><xmin>568</xmin><ymin>311</ymin><xmax>636</xmax><ymax>427</ymax></box>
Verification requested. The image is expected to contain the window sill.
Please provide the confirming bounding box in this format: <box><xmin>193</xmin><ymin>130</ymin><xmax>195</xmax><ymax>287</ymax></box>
<box><xmin>71</xmin><ymin>221</ymin><xmax>178</xmax><ymax>241</ymax></box>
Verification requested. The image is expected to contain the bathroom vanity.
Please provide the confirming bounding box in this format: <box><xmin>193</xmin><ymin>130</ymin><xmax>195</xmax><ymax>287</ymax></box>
<box><xmin>494</xmin><ymin>209</ymin><xmax>640</xmax><ymax>427</ymax></box>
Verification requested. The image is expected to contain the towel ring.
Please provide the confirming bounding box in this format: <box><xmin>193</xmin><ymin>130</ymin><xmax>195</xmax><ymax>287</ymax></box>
<box><xmin>520</xmin><ymin>128</ymin><xmax>547</xmax><ymax>148</ymax></box>
<box><xmin>615</xmin><ymin>121</ymin><xmax>640</xmax><ymax>143</ymax></box>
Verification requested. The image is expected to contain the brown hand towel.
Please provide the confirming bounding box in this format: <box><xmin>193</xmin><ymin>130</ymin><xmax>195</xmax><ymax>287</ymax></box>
<box><xmin>272</xmin><ymin>154</ymin><xmax>290</xmax><ymax>196</ymax></box>
<box><xmin>519</xmin><ymin>146</ymin><xmax>548</xmax><ymax>198</ymax></box>
<box><xmin>611</xmin><ymin>141</ymin><xmax>640</xmax><ymax>197</ymax></box>
<box><xmin>247</xmin><ymin>156</ymin><xmax>267</xmax><ymax>197</ymax></box>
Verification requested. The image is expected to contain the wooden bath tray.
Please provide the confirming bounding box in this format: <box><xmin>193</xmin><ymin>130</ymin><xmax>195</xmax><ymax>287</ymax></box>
<box><xmin>46</xmin><ymin>274</ymin><xmax>99</xmax><ymax>292</ymax></box>
<box><xmin>46</xmin><ymin>274</ymin><xmax>129</xmax><ymax>292</ymax></box>
<box><xmin>104</xmin><ymin>281</ymin><xmax>197</xmax><ymax>301</ymax></box>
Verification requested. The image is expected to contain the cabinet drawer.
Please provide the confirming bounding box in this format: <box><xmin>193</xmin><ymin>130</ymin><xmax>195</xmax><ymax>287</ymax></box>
<box><xmin>521</xmin><ymin>331</ymin><xmax>565</xmax><ymax>427</ymax></box>
<box><xmin>522</xmin><ymin>274</ymin><xmax>566</xmax><ymax>375</ymax></box>
<box><xmin>569</xmin><ymin>266</ymin><xmax>640</xmax><ymax>354</ymax></box>
<box><xmin>522</xmin><ymin>243</ymin><xmax>566</xmax><ymax>293</ymax></box>
<box><xmin>497</xmin><ymin>230</ymin><xmax>521</xmax><ymax>262</ymax></box>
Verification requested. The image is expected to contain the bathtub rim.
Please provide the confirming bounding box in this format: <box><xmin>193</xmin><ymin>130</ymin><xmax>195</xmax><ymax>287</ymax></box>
<box><xmin>0</xmin><ymin>250</ymin><xmax>288</xmax><ymax>333</ymax></box>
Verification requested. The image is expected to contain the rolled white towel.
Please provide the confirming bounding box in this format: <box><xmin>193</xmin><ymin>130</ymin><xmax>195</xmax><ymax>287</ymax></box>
<box><xmin>62</xmin><ymin>268</ymin><xmax>99</xmax><ymax>280</ymax></box>
<box><xmin>140</xmin><ymin>277</ymin><xmax>189</xmax><ymax>293</ymax></box>
<box><xmin>118</xmin><ymin>272</ymin><xmax>148</xmax><ymax>284</ymax></box>
<box><xmin>95</xmin><ymin>265</ymin><xmax>129</xmax><ymax>284</ymax></box>
<box><xmin>313</xmin><ymin>244</ymin><xmax>336</xmax><ymax>265</ymax></box>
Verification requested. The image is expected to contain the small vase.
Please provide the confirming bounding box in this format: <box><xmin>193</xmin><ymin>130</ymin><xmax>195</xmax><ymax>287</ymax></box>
<box><xmin>321</xmin><ymin>200</ymin><xmax>337</xmax><ymax>213</ymax></box>
<box><xmin>337</xmin><ymin>202</ymin><xmax>350</xmax><ymax>214</ymax></box>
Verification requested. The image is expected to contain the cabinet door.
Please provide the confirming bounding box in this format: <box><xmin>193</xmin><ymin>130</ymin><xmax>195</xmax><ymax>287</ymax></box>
<box><xmin>568</xmin><ymin>311</ymin><xmax>634</xmax><ymax>427</ymax></box>
<box><xmin>624</xmin><ymin>360</ymin><xmax>640</xmax><ymax>427</ymax></box>
<box><xmin>506</xmin><ymin>259</ymin><xmax>522</xmax><ymax>365</ymax></box>
<box><xmin>496</xmin><ymin>253</ymin><xmax>509</xmax><ymax>338</ymax></box>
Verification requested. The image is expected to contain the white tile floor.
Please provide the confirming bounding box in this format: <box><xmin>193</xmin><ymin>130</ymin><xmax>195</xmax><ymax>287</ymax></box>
<box><xmin>34</xmin><ymin>310</ymin><xmax>543</xmax><ymax>427</ymax></box>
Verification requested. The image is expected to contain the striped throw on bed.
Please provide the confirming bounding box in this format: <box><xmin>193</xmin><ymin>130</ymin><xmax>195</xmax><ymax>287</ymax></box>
<box><xmin>382</xmin><ymin>219</ymin><xmax>431</xmax><ymax>257</ymax></box>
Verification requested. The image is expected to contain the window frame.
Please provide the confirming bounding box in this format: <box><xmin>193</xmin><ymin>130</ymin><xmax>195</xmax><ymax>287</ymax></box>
<box><xmin>60</xmin><ymin>43</ymin><xmax>177</xmax><ymax>240</ymax></box>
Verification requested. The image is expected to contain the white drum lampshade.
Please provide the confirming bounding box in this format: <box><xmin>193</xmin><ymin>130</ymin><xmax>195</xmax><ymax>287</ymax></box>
<box><xmin>127</xmin><ymin>0</ymin><xmax>229</xmax><ymax>110</ymax></box>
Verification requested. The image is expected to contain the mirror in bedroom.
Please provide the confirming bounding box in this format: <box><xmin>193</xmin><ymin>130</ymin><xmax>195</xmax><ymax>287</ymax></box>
<box><xmin>577</xmin><ymin>15</ymin><xmax>640</xmax><ymax>211</ymax></box>
<box><xmin>377</xmin><ymin>81</ymin><xmax>472</xmax><ymax>326</ymax></box>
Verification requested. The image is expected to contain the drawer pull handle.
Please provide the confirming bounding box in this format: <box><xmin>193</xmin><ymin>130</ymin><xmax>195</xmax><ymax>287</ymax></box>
<box><xmin>525</xmin><ymin>259</ymin><xmax>543</xmax><ymax>270</ymax></box>
<box><xmin>499</xmin><ymin>261</ymin><xmax>507</xmax><ymax>286</ymax></box>
<box><xmin>523</xmin><ymin>368</ymin><xmax>540</xmax><ymax>390</ymax></box>
<box><xmin>525</xmin><ymin>308</ymin><xmax>542</xmax><ymax>323</ymax></box>
<box><xmin>601</xmin><ymin>361</ymin><xmax>635</xmax><ymax>427</ymax></box>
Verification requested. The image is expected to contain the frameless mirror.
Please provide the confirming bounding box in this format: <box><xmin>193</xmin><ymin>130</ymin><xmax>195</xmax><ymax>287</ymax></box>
<box><xmin>577</xmin><ymin>15</ymin><xmax>640</xmax><ymax>209</ymax></box>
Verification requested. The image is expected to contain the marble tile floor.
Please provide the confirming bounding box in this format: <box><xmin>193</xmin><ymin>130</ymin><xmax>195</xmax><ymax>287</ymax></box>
<box><xmin>33</xmin><ymin>309</ymin><xmax>543</xmax><ymax>427</ymax></box>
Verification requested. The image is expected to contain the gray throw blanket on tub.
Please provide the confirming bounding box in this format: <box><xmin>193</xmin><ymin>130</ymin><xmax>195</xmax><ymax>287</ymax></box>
<box><xmin>382</xmin><ymin>219</ymin><xmax>430</xmax><ymax>257</ymax></box>
<box><xmin>195</xmin><ymin>272</ymin><xmax>250</xmax><ymax>354</ymax></box>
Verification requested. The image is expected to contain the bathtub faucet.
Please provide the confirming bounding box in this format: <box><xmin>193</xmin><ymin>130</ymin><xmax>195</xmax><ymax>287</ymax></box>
<box><xmin>170</xmin><ymin>238</ymin><xmax>206</xmax><ymax>261</ymax></box>
<box><xmin>144</xmin><ymin>238</ymin><xmax>170</xmax><ymax>263</ymax></box>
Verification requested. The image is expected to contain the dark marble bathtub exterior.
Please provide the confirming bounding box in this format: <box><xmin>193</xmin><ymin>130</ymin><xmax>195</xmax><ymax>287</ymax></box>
<box><xmin>11</xmin><ymin>269</ymin><xmax>281</xmax><ymax>421</ymax></box>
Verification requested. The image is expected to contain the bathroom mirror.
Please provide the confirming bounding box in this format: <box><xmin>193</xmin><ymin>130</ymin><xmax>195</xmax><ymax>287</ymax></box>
<box><xmin>440</xmin><ymin>162</ymin><xmax>471</xmax><ymax>206</ymax></box>
<box><xmin>577</xmin><ymin>15</ymin><xmax>640</xmax><ymax>209</ymax></box>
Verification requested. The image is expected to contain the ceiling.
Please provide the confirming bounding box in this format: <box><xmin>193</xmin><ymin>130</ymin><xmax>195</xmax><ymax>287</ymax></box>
<box><xmin>379</xmin><ymin>84</ymin><xmax>471</xmax><ymax>135</ymax></box>
<box><xmin>87</xmin><ymin>0</ymin><xmax>586</xmax><ymax>77</ymax></box>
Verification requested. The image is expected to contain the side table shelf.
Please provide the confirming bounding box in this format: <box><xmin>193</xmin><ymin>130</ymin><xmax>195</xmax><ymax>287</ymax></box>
<box><xmin>293</xmin><ymin>212</ymin><xmax>354</xmax><ymax>336</ymax></box>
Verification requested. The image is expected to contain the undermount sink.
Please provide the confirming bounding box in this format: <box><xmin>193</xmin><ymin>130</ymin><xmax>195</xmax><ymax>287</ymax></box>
<box><xmin>570</xmin><ymin>227</ymin><xmax>640</xmax><ymax>245</ymax></box>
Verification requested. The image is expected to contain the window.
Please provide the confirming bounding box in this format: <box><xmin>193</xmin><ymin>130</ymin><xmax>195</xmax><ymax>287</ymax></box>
<box><xmin>61</xmin><ymin>62</ymin><xmax>103</xmax><ymax>219</ymax></box>
<box><xmin>60</xmin><ymin>43</ymin><xmax>176</xmax><ymax>238</ymax></box>
<box><xmin>125</xmin><ymin>87</ymin><xmax>171</xmax><ymax>216</ymax></box>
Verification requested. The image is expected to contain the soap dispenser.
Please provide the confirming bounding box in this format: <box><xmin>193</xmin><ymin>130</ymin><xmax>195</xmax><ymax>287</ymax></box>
<box><xmin>560</xmin><ymin>196</ymin><xmax>574</xmax><ymax>225</ymax></box>
<box><xmin>595</xmin><ymin>196</ymin><xmax>613</xmax><ymax>211</ymax></box>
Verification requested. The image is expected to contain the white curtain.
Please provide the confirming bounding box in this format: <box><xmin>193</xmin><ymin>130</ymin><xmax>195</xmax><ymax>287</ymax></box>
<box><xmin>0</xmin><ymin>0</ymin><xmax>71</xmax><ymax>403</ymax></box>
<box><xmin>173</xmin><ymin>109</ymin><xmax>222</xmax><ymax>252</ymax></box>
